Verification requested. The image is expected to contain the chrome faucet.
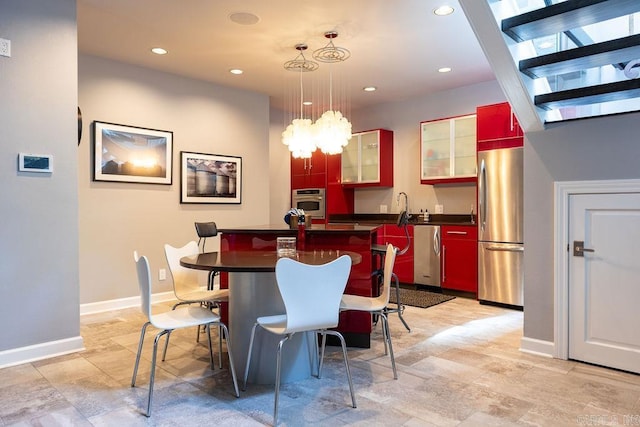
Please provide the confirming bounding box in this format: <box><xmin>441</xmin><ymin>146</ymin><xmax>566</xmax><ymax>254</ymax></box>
<box><xmin>397</xmin><ymin>192</ymin><xmax>409</xmax><ymax>214</ymax></box>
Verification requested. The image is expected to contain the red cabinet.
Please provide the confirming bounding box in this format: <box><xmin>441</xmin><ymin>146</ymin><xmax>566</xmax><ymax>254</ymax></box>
<box><xmin>376</xmin><ymin>224</ymin><xmax>413</xmax><ymax>284</ymax></box>
<box><xmin>290</xmin><ymin>150</ymin><xmax>327</xmax><ymax>190</ymax></box>
<box><xmin>441</xmin><ymin>225</ymin><xmax>477</xmax><ymax>293</ymax></box>
<box><xmin>477</xmin><ymin>102</ymin><xmax>523</xmax><ymax>151</ymax></box>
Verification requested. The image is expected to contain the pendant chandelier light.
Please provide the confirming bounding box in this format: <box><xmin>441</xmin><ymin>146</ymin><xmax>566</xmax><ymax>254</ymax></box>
<box><xmin>312</xmin><ymin>31</ymin><xmax>352</xmax><ymax>155</ymax></box>
<box><xmin>281</xmin><ymin>44</ymin><xmax>319</xmax><ymax>159</ymax></box>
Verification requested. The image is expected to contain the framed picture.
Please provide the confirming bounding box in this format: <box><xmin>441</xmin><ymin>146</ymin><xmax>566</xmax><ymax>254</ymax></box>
<box><xmin>93</xmin><ymin>121</ymin><xmax>173</xmax><ymax>184</ymax></box>
<box><xmin>180</xmin><ymin>151</ymin><xmax>242</xmax><ymax>204</ymax></box>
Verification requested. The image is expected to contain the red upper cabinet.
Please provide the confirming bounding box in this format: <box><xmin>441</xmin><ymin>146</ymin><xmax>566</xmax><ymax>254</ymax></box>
<box><xmin>326</xmin><ymin>153</ymin><xmax>354</xmax><ymax>216</ymax></box>
<box><xmin>290</xmin><ymin>150</ymin><xmax>327</xmax><ymax>190</ymax></box>
<box><xmin>477</xmin><ymin>102</ymin><xmax>523</xmax><ymax>151</ymax></box>
<box><xmin>341</xmin><ymin>129</ymin><xmax>393</xmax><ymax>188</ymax></box>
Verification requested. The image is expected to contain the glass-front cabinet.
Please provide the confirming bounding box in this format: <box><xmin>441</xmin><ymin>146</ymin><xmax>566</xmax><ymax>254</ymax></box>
<box><xmin>420</xmin><ymin>114</ymin><xmax>476</xmax><ymax>184</ymax></box>
<box><xmin>342</xmin><ymin>129</ymin><xmax>393</xmax><ymax>188</ymax></box>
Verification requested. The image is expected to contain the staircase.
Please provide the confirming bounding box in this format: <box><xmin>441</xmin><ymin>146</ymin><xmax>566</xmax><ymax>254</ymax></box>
<box><xmin>499</xmin><ymin>0</ymin><xmax>640</xmax><ymax>123</ymax></box>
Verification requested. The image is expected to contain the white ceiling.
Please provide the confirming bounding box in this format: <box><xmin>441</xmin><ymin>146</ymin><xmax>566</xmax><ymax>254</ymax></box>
<box><xmin>77</xmin><ymin>0</ymin><xmax>496</xmax><ymax>113</ymax></box>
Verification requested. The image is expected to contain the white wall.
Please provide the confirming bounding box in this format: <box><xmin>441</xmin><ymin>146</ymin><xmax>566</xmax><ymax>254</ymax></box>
<box><xmin>350</xmin><ymin>80</ymin><xmax>505</xmax><ymax>216</ymax></box>
<box><xmin>78</xmin><ymin>55</ymin><xmax>270</xmax><ymax>305</ymax></box>
<box><xmin>524</xmin><ymin>112</ymin><xmax>640</xmax><ymax>342</ymax></box>
<box><xmin>0</xmin><ymin>0</ymin><xmax>80</xmax><ymax>359</ymax></box>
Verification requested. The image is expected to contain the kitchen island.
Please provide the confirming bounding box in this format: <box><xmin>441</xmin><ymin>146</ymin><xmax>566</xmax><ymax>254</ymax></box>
<box><xmin>218</xmin><ymin>224</ymin><xmax>378</xmax><ymax>348</ymax></box>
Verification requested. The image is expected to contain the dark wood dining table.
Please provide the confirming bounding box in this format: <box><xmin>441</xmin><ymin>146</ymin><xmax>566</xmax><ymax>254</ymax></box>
<box><xmin>180</xmin><ymin>249</ymin><xmax>361</xmax><ymax>385</ymax></box>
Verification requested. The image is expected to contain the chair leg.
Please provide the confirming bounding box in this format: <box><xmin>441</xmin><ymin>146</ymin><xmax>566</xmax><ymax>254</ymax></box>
<box><xmin>274</xmin><ymin>334</ymin><xmax>291</xmax><ymax>427</ymax></box>
<box><xmin>218</xmin><ymin>324</ymin><xmax>223</xmax><ymax>369</ymax></box>
<box><xmin>323</xmin><ymin>330</ymin><xmax>357</xmax><ymax>409</ymax></box>
<box><xmin>218</xmin><ymin>322</ymin><xmax>240</xmax><ymax>397</ymax></box>
<box><xmin>318</xmin><ymin>331</ymin><xmax>328</xmax><ymax>379</ymax></box>
<box><xmin>162</xmin><ymin>330</ymin><xmax>171</xmax><ymax>361</ymax></box>
<box><xmin>380</xmin><ymin>312</ymin><xmax>398</xmax><ymax>380</ymax></box>
<box><xmin>131</xmin><ymin>322</ymin><xmax>150</xmax><ymax>387</ymax></box>
<box><xmin>391</xmin><ymin>272</ymin><xmax>411</xmax><ymax>332</ymax></box>
<box><xmin>242</xmin><ymin>322</ymin><xmax>259</xmax><ymax>391</ymax></box>
<box><xmin>206</xmin><ymin>324</ymin><xmax>214</xmax><ymax>370</ymax></box>
<box><xmin>146</xmin><ymin>329</ymin><xmax>169</xmax><ymax>417</ymax></box>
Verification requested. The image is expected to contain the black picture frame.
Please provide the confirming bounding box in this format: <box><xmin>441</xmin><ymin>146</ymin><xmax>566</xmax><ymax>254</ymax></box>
<box><xmin>93</xmin><ymin>121</ymin><xmax>173</xmax><ymax>185</ymax></box>
<box><xmin>180</xmin><ymin>151</ymin><xmax>242</xmax><ymax>204</ymax></box>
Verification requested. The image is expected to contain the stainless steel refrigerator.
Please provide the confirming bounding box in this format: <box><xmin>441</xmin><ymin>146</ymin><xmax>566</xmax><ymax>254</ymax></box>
<box><xmin>477</xmin><ymin>147</ymin><xmax>524</xmax><ymax>307</ymax></box>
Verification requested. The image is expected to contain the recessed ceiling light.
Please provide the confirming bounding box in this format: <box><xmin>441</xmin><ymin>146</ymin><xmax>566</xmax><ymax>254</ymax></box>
<box><xmin>303</xmin><ymin>101</ymin><xmax>313</xmax><ymax>106</ymax></box>
<box><xmin>363</xmin><ymin>86</ymin><xmax>377</xmax><ymax>92</ymax></box>
<box><xmin>438</xmin><ymin>67</ymin><xmax>452</xmax><ymax>73</ymax></box>
<box><xmin>434</xmin><ymin>5</ymin><xmax>454</xmax><ymax>16</ymax></box>
<box><xmin>151</xmin><ymin>47</ymin><xmax>168</xmax><ymax>55</ymax></box>
<box><xmin>229</xmin><ymin>12</ymin><xmax>260</xmax><ymax>25</ymax></box>
<box><xmin>229</xmin><ymin>69</ymin><xmax>244</xmax><ymax>75</ymax></box>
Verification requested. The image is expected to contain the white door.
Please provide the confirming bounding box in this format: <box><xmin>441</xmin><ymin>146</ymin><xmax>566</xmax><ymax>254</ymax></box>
<box><xmin>569</xmin><ymin>192</ymin><xmax>640</xmax><ymax>374</ymax></box>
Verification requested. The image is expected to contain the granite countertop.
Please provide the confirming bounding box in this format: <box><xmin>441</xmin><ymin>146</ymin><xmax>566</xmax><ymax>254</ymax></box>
<box><xmin>328</xmin><ymin>213</ymin><xmax>477</xmax><ymax>227</ymax></box>
<box><xmin>218</xmin><ymin>223</ymin><xmax>378</xmax><ymax>234</ymax></box>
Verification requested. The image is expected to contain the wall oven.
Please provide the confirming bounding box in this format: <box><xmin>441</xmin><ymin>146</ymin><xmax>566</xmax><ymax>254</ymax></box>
<box><xmin>291</xmin><ymin>188</ymin><xmax>326</xmax><ymax>219</ymax></box>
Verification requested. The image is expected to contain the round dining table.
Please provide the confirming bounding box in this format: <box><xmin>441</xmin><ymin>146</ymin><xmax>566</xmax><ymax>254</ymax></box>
<box><xmin>180</xmin><ymin>249</ymin><xmax>361</xmax><ymax>385</ymax></box>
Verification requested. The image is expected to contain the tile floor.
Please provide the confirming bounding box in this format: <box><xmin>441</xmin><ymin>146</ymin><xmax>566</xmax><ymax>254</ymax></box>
<box><xmin>1</xmin><ymin>296</ymin><xmax>639</xmax><ymax>426</ymax></box>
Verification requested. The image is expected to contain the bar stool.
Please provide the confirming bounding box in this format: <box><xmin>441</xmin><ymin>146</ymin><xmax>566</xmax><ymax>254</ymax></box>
<box><xmin>371</xmin><ymin>211</ymin><xmax>411</xmax><ymax>332</ymax></box>
<box><xmin>194</xmin><ymin>221</ymin><xmax>219</xmax><ymax>290</ymax></box>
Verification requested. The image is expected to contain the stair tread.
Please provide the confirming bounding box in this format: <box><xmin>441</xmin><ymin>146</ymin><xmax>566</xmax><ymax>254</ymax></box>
<box><xmin>520</xmin><ymin>34</ymin><xmax>640</xmax><ymax>78</ymax></box>
<box><xmin>534</xmin><ymin>79</ymin><xmax>640</xmax><ymax>110</ymax></box>
<box><xmin>502</xmin><ymin>0</ymin><xmax>640</xmax><ymax>43</ymax></box>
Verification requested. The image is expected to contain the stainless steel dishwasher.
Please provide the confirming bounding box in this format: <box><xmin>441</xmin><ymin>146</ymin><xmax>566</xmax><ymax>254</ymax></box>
<box><xmin>413</xmin><ymin>225</ymin><xmax>441</xmax><ymax>287</ymax></box>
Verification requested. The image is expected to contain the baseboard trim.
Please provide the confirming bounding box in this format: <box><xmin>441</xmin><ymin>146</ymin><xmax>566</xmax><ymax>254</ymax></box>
<box><xmin>520</xmin><ymin>336</ymin><xmax>554</xmax><ymax>358</ymax></box>
<box><xmin>0</xmin><ymin>336</ymin><xmax>85</xmax><ymax>369</ymax></box>
<box><xmin>80</xmin><ymin>291</ymin><xmax>175</xmax><ymax>315</ymax></box>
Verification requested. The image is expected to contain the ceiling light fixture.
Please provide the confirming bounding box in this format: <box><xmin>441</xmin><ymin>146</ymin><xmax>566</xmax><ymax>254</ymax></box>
<box><xmin>229</xmin><ymin>69</ymin><xmax>244</xmax><ymax>75</ymax></box>
<box><xmin>434</xmin><ymin>5</ymin><xmax>454</xmax><ymax>16</ymax></box>
<box><xmin>438</xmin><ymin>67</ymin><xmax>452</xmax><ymax>73</ymax></box>
<box><xmin>363</xmin><ymin>86</ymin><xmax>377</xmax><ymax>92</ymax></box>
<box><xmin>312</xmin><ymin>31</ymin><xmax>352</xmax><ymax>155</ymax></box>
<box><xmin>151</xmin><ymin>47</ymin><xmax>167</xmax><ymax>55</ymax></box>
<box><xmin>282</xmin><ymin>44</ymin><xmax>319</xmax><ymax>159</ymax></box>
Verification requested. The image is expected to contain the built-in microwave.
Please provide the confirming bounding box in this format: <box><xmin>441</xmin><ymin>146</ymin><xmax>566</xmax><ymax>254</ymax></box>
<box><xmin>291</xmin><ymin>188</ymin><xmax>326</xmax><ymax>219</ymax></box>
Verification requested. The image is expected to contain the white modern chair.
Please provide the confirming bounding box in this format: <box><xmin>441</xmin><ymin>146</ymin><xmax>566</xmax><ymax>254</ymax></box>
<box><xmin>131</xmin><ymin>252</ymin><xmax>239</xmax><ymax>417</ymax></box>
<box><xmin>164</xmin><ymin>241</ymin><xmax>229</xmax><ymax>364</ymax></box>
<box><xmin>242</xmin><ymin>255</ymin><xmax>357</xmax><ymax>426</ymax></box>
<box><xmin>340</xmin><ymin>244</ymin><xmax>398</xmax><ymax>379</ymax></box>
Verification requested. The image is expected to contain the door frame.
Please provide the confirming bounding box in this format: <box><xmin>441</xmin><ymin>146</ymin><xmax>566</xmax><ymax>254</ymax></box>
<box><xmin>554</xmin><ymin>178</ymin><xmax>640</xmax><ymax>359</ymax></box>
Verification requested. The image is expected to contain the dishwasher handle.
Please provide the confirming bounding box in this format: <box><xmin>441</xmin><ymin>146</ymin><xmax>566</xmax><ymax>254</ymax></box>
<box><xmin>433</xmin><ymin>227</ymin><xmax>441</xmax><ymax>256</ymax></box>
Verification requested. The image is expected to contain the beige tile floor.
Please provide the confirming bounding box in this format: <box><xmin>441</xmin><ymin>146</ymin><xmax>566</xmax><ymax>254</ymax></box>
<box><xmin>1</xmin><ymin>296</ymin><xmax>639</xmax><ymax>426</ymax></box>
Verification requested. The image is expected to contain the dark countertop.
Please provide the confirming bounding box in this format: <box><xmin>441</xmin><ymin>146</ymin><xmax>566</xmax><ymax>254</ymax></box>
<box><xmin>328</xmin><ymin>213</ymin><xmax>477</xmax><ymax>227</ymax></box>
<box><xmin>219</xmin><ymin>223</ymin><xmax>379</xmax><ymax>234</ymax></box>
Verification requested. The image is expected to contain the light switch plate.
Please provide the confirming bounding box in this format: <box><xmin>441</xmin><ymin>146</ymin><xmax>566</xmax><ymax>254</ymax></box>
<box><xmin>0</xmin><ymin>38</ymin><xmax>11</xmax><ymax>57</ymax></box>
<box><xmin>435</xmin><ymin>204</ymin><xmax>444</xmax><ymax>214</ymax></box>
<box><xmin>380</xmin><ymin>204</ymin><xmax>388</xmax><ymax>213</ymax></box>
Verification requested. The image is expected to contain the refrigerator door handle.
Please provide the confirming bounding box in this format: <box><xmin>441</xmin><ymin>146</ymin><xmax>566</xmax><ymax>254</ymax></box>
<box><xmin>486</xmin><ymin>245</ymin><xmax>524</xmax><ymax>252</ymax></box>
<box><xmin>479</xmin><ymin>159</ymin><xmax>487</xmax><ymax>232</ymax></box>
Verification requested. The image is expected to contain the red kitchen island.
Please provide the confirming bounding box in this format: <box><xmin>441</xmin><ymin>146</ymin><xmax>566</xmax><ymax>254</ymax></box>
<box><xmin>218</xmin><ymin>223</ymin><xmax>378</xmax><ymax>349</ymax></box>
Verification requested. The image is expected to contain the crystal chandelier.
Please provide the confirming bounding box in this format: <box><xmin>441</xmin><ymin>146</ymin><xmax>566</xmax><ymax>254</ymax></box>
<box><xmin>312</xmin><ymin>31</ymin><xmax>352</xmax><ymax>155</ymax></box>
<box><xmin>282</xmin><ymin>44</ymin><xmax>318</xmax><ymax>159</ymax></box>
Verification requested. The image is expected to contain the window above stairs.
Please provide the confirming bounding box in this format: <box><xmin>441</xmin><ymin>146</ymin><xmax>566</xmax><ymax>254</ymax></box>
<box><xmin>487</xmin><ymin>0</ymin><xmax>640</xmax><ymax>124</ymax></box>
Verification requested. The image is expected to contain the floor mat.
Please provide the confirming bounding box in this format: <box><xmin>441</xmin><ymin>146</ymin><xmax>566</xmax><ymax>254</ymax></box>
<box><xmin>389</xmin><ymin>288</ymin><xmax>455</xmax><ymax>308</ymax></box>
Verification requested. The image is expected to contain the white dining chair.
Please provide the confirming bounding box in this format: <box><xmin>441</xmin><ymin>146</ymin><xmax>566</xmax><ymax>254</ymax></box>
<box><xmin>131</xmin><ymin>252</ymin><xmax>239</xmax><ymax>417</ymax></box>
<box><xmin>339</xmin><ymin>243</ymin><xmax>398</xmax><ymax>379</ymax></box>
<box><xmin>242</xmin><ymin>255</ymin><xmax>357</xmax><ymax>426</ymax></box>
<box><xmin>164</xmin><ymin>241</ymin><xmax>229</xmax><ymax>364</ymax></box>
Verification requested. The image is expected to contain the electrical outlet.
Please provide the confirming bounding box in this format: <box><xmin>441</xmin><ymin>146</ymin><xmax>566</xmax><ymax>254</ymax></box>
<box><xmin>0</xmin><ymin>38</ymin><xmax>11</xmax><ymax>57</ymax></box>
<box><xmin>435</xmin><ymin>204</ymin><xmax>444</xmax><ymax>214</ymax></box>
<box><xmin>159</xmin><ymin>268</ymin><xmax>167</xmax><ymax>281</ymax></box>
<box><xmin>380</xmin><ymin>204</ymin><xmax>388</xmax><ymax>213</ymax></box>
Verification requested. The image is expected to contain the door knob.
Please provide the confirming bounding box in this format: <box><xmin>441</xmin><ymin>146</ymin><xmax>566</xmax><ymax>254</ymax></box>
<box><xmin>573</xmin><ymin>240</ymin><xmax>595</xmax><ymax>257</ymax></box>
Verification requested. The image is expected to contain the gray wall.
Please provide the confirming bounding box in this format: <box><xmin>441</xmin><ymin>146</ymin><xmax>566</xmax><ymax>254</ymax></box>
<box><xmin>0</xmin><ymin>0</ymin><xmax>79</xmax><ymax>352</ymax></box>
<box><xmin>350</xmin><ymin>80</ymin><xmax>505</xmax><ymax>216</ymax></box>
<box><xmin>524</xmin><ymin>112</ymin><xmax>640</xmax><ymax>341</ymax></box>
<box><xmin>78</xmin><ymin>55</ymin><xmax>271</xmax><ymax>305</ymax></box>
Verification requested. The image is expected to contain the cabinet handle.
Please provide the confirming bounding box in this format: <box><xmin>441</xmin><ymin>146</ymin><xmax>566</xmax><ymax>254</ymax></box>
<box><xmin>442</xmin><ymin>245</ymin><xmax>446</xmax><ymax>283</ymax></box>
<box><xmin>510</xmin><ymin>108</ymin><xmax>514</xmax><ymax>132</ymax></box>
<box><xmin>446</xmin><ymin>231</ymin><xmax>467</xmax><ymax>235</ymax></box>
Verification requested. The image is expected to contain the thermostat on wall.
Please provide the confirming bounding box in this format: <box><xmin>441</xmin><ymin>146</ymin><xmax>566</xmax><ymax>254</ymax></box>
<box><xmin>18</xmin><ymin>153</ymin><xmax>53</xmax><ymax>173</ymax></box>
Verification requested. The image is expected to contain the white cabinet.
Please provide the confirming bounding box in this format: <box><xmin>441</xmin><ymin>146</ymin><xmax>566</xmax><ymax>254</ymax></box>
<box><xmin>420</xmin><ymin>114</ymin><xmax>476</xmax><ymax>184</ymax></box>
<box><xmin>341</xmin><ymin>129</ymin><xmax>393</xmax><ymax>187</ymax></box>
